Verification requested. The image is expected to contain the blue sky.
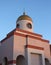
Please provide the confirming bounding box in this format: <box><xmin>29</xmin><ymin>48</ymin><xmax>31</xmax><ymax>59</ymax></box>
<box><xmin>0</xmin><ymin>0</ymin><xmax>51</xmax><ymax>43</ymax></box>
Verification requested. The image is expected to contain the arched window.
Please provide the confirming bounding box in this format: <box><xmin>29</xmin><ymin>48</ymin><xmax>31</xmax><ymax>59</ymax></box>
<box><xmin>3</xmin><ymin>57</ymin><xmax>8</xmax><ymax>65</ymax></box>
<box><xmin>16</xmin><ymin>24</ymin><xmax>20</xmax><ymax>28</ymax></box>
<box><xmin>16</xmin><ymin>55</ymin><xmax>26</xmax><ymax>65</ymax></box>
<box><xmin>45</xmin><ymin>58</ymin><xmax>50</xmax><ymax>65</ymax></box>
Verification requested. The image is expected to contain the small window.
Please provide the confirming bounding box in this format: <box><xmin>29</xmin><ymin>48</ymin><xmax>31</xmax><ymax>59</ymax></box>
<box><xmin>27</xmin><ymin>23</ymin><xmax>32</xmax><ymax>29</ymax></box>
<box><xmin>16</xmin><ymin>24</ymin><xmax>20</xmax><ymax>28</ymax></box>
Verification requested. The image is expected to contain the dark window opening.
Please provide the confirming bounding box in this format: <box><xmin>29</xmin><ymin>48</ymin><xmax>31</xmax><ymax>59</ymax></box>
<box><xmin>16</xmin><ymin>24</ymin><xmax>20</xmax><ymax>28</ymax></box>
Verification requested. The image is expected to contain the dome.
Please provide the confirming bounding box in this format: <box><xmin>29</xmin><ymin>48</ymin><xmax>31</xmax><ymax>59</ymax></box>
<box><xmin>17</xmin><ymin>12</ymin><xmax>32</xmax><ymax>22</ymax></box>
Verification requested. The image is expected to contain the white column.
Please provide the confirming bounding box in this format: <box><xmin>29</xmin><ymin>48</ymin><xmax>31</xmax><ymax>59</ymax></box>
<box><xmin>42</xmin><ymin>54</ymin><xmax>45</xmax><ymax>65</ymax></box>
<box><xmin>27</xmin><ymin>49</ymin><xmax>31</xmax><ymax>65</ymax></box>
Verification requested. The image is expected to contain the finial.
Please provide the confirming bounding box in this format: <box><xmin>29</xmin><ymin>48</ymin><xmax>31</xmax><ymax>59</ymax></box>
<box><xmin>23</xmin><ymin>8</ymin><xmax>26</xmax><ymax>15</ymax></box>
<box><xmin>23</xmin><ymin>12</ymin><xmax>25</xmax><ymax>15</ymax></box>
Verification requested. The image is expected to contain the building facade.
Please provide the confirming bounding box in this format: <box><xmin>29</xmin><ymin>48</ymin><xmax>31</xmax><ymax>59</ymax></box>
<box><xmin>0</xmin><ymin>12</ymin><xmax>51</xmax><ymax>65</ymax></box>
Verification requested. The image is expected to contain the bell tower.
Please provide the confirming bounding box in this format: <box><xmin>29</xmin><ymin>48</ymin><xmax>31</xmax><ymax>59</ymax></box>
<box><xmin>16</xmin><ymin>12</ymin><xmax>33</xmax><ymax>32</ymax></box>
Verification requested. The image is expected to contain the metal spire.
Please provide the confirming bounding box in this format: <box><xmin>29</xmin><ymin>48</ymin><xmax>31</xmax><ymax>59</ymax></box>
<box><xmin>23</xmin><ymin>8</ymin><xmax>26</xmax><ymax>15</ymax></box>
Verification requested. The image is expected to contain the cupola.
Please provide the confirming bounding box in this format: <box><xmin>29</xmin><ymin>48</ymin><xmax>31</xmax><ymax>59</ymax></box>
<box><xmin>16</xmin><ymin>12</ymin><xmax>33</xmax><ymax>32</ymax></box>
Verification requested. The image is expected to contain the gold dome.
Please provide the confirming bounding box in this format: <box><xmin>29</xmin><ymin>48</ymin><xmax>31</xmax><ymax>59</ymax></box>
<box><xmin>17</xmin><ymin>13</ymin><xmax>32</xmax><ymax>22</ymax></box>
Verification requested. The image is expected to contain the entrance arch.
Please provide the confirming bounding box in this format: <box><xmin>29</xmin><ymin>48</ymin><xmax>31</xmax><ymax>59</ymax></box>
<box><xmin>16</xmin><ymin>55</ymin><xmax>26</xmax><ymax>65</ymax></box>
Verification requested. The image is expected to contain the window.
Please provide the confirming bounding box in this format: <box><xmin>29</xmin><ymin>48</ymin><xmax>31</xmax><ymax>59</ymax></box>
<box><xmin>27</xmin><ymin>23</ymin><xmax>32</xmax><ymax>29</ymax></box>
<box><xmin>16</xmin><ymin>24</ymin><xmax>20</xmax><ymax>28</ymax></box>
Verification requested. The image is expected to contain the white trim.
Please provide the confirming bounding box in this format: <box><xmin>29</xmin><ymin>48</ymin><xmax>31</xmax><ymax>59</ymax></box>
<box><xmin>27</xmin><ymin>48</ymin><xmax>45</xmax><ymax>65</ymax></box>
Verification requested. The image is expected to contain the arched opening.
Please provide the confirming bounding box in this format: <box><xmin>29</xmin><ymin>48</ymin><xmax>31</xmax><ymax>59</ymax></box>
<box><xmin>16</xmin><ymin>24</ymin><xmax>20</xmax><ymax>28</ymax></box>
<box><xmin>16</xmin><ymin>55</ymin><xmax>26</xmax><ymax>65</ymax></box>
<box><xmin>45</xmin><ymin>58</ymin><xmax>50</xmax><ymax>65</ymax></box>
<box><xmin>3</xmin><ymin>57</ymin><xmax>8</xmax><ymax>65</ymax></box>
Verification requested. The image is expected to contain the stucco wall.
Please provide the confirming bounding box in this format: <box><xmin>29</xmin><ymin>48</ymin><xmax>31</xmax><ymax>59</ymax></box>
<box><xmin>13</xmin><ymin>32</ymin><xmax>51</xmax><ymax>64</ymax></box>
<box><xmin>13</xmin><ymin>35</ymin><xmax>26</xmax><ymax>60</ymax></box>
<box><xmin>0</xmin><ymin>36</ymin><xmax>14</xmax><ymax>63</ymax></box>
<box><xmin>27</xmin><ymin>37</ymin><xmax>50</xmax><ymax>62</ymax></box>
<box><xmin>16</xmin><ymin>20</ymin><xmax>33</xmax><ymax>32</ymax></box>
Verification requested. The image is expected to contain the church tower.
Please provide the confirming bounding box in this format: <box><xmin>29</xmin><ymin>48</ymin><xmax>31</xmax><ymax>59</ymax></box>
<box><xmin>16</xmin><ymin>12</ymin><xmax>33</xmax><ymax>32</ymax></box>
<box><xmin>0</xmin><ymin>12</ymin><xmax>51</xmax><ymax>65</ymax></box>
